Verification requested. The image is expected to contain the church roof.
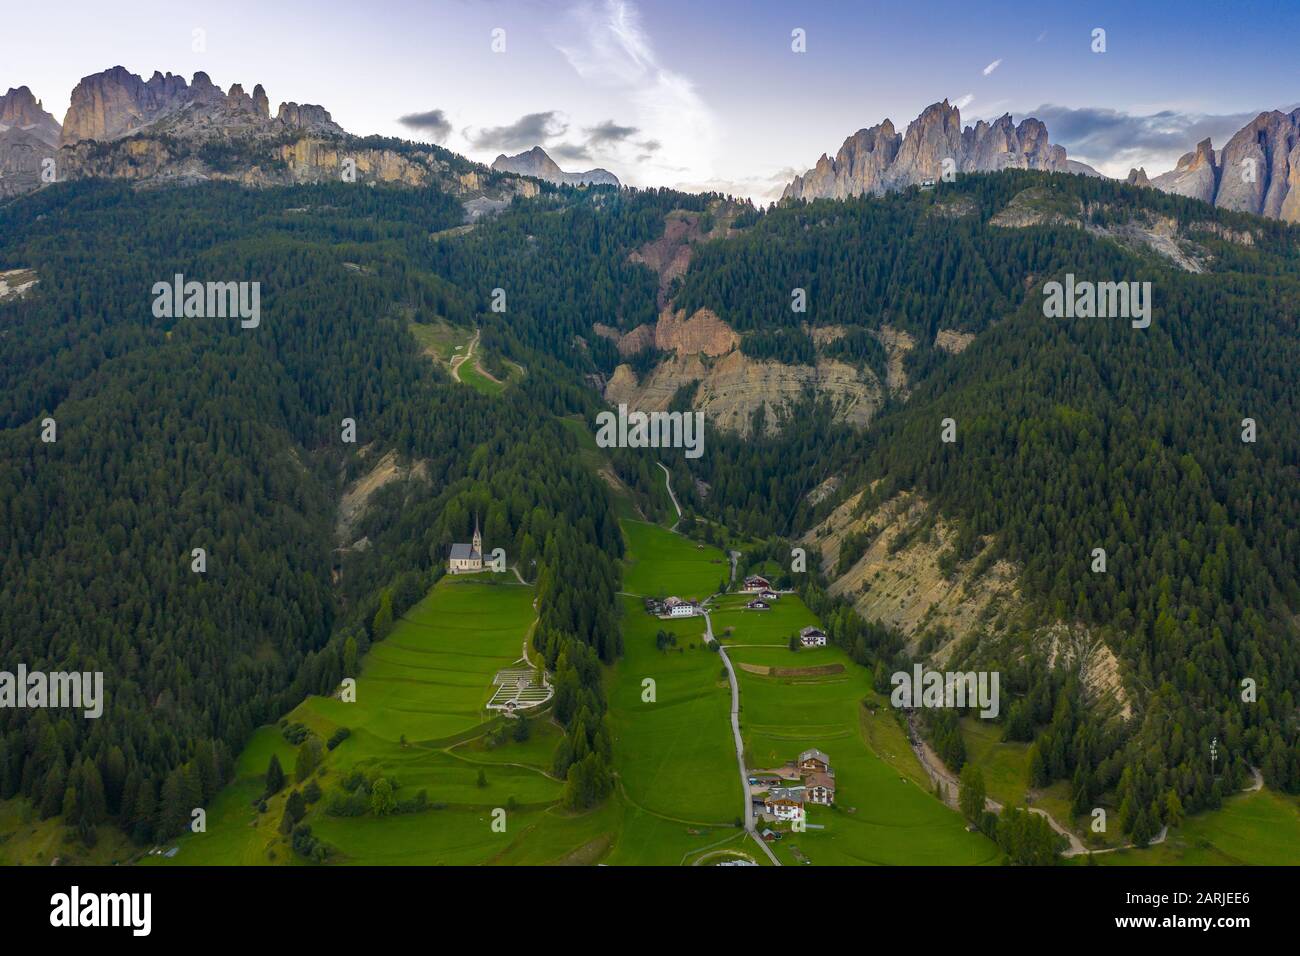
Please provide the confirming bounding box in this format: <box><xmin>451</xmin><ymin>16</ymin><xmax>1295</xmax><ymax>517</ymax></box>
<box><xmin>450</xmin><ymin>543</ymin><xmax>480</xmax><ymax>560</ymax></box>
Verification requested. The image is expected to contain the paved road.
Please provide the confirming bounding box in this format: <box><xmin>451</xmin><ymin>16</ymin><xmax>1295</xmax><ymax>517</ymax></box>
<box><xmin>704</xmin><ymin>609</ymin><xmax>780</xmax><ymax>866</ymax></box>
<box><xmin>660</xmin><ymin>464</ymin><xmax>778</xmax><ymax>864</ymax></box>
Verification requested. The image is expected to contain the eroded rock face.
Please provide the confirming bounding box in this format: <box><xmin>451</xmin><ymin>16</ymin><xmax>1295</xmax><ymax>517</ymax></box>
<box><xmin>803</xmin><ymin>488</ymin><xmax>1131</xmax><ymax>717</ymax></box>
<box><xmin>604</xmin><ymin>350</ymin><xmax>883</xmax><ymax>436</ymax></box>
<box><xmin>784</xmin><ymin>100</ymin><xmax>1071</xmax><ymax>201</ymax></box>
<box><xmin>653</xmin><ymin>307</ymin><xmax>739</xmax><ymax>356</ymax></box>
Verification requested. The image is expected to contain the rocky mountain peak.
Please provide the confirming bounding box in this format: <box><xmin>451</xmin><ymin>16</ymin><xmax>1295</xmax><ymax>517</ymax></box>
<box><xmin>784</xmin><ymin>100</ymin><xmax>1071</xmax><ymax>202</ymax></box>
<box><xmin>0</xmin><ymin>86</ymin><xmax>61</xmax><ymax>146</ymax></box>
<box><xmin>490</xmin><ymin>145</ymin><xmax>620</xmax><ymax>187</ymax></box>
<box><xmin>60</xmin><ymin>66</ymin><xmax>344</xmax><ymax>146</ymax></box>
<box><xmin>1134</xmin><ymin>108</ymin><xmax>1299</xmax><ymax>221</ymax></box>
<box><xmin>1126</xmin><ymin>167</ymin><xmax>1151</xmax><ymax>188</ymax></box>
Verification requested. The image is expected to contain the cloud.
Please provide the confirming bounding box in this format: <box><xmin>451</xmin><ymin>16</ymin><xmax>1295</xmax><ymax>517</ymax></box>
<box><xmin>549</xmin><ymin>141</ymin><xmax>594</xmax><ymax>163</ymax></box>
<box><xmin>673</xmin><ymin>166</ymin><xmax>800</xmax><ymax>205</ymax></box>
<box><xmin>1028</xmin><ymin>103</ymin><xmax>1261</xmax><ymax>177</ymax></box>
<box><xmin>554</xmin><ymin>0</ymin><xmax>717</xmax><ymax>186</ymax></box>
<box><xmin>982</xmin><ymin>59</ymin><xmax>1002</xmax><ymax>76</ymax></box>
<box><xmin>953</xmin><ymin>93</ymin><xmax>975</xmax><ymax>110</ymax></box>
<box><xmin>467</xmin><ymin>111</ymin><xmax>569</xmax><ymax>152</ymax></box>
<box><xmin>397</xmin><ymin>109</ymin><xmax>452</xmax><ymax>143</ymax></box>
<box><xmin>585</xmin><ymin>119</ymin><xmax>639</xmax><ymax>145</ymax></box>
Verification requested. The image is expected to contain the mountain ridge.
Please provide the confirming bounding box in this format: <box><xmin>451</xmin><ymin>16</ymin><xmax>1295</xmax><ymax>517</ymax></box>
<box><xmin>491</xmin><ymin>145</ymin><xmax>620</xmax><ymax>187</ymax></box>
<box><xmin>783</xmin><ymin>99</ymin><xmax>1089</xmax><ymax>201</ymax></box>
<box><xmin>1131</xmin><ymin>107</ymin><xmax>1300</xmax><ymax>222</ymax></box>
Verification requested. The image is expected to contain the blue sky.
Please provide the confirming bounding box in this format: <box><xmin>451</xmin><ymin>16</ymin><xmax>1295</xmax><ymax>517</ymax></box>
<box><xmin>6</xmin><ymin>0</ymin><xmax>1298</xmax><ymax>199</ymax></box>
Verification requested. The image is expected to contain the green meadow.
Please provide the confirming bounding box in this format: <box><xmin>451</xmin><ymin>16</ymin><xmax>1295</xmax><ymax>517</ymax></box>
<box><xmin>407</xmin><ymin>318</ymin><xmax>472</xmax><ymax>363</ymax></box>
<box><xmin>710</xmin><ymin>591</ymin><xmax>815</xmax><ymax>647</ymax></box>
<box><xmin>607</xmin><ymin>595</ymin><xmax>741</xmax><ymax>827</ymax></box>
<box><xmin>457</xmin><ymin>356</ymin><xmax>515</xmax><ymax>396</ymax></box>
<box><xmin>1088</xmin><ymin>788</ymin><xmax>1300</xmax><ymax>866</ymax></box>
<box><xmin>604</xmin><ymin>519</ymin><xmax>747</xmax><ymax>858</ymax></box>
<box><xmin>621</xmin><ymin>519</ymin><xmax>728</xmax><ymax>599</ymax></box>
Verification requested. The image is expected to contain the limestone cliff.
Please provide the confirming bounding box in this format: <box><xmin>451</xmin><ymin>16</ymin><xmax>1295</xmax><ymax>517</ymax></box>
<box><xmin>783</xmin><ymin>100</ymin><xmax>1073</xmax><ymax>201</ymax></box>
<box><xmin>1134</xmin><ymin>108</ymin><xmax>1300</xmax><ymax>223</ymax></box>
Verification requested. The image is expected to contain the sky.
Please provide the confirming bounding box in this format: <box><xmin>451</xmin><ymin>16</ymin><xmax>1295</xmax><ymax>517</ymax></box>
<box><xmin>5</xmin><ymin>0</ymin><xmax>1299</xmax><ymax>201</ymax></box>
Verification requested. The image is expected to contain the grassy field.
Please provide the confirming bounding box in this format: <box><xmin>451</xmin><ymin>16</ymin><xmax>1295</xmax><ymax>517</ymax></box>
<box><xmin>607</xmin><ymin>595</ymin><xmax>741</xmax><ymax>826</ymax></box>
<box><xmin>457</xmin><ymin>356</ymin><xmax>520</xmax><ymax>396</ymax></box>
<box><xmin>621</xmin><ymin>519</ymin><xmax>728</xmax><ymax>599</ymax></box>
<box><xmin>1088</xmin><ymin>788</ymin><xmax>1300</xmax><ymax>866</ymax></box>
<box><xmin>408</xmin><ymin>318</ymin><xmax>473</xmax><ymax>364</ymax></box>
<box><xmin>0</xmin><ymin>797</ymin><xmax>135</xmax><ymax>866</ymax></box>
<box><xmin>710</xmin><ymin>591</ymin><xmax>815</xmax><ymax>648</ymax></box>
<box><xmin>959</xmin><ymin>716</ymin><xmax>1084</xmax><ymax>844</ymax></box>
<box><xmin>605</xmin><ymin>519</ymin><xmax>746</xmax><ymax>853</ymax></box>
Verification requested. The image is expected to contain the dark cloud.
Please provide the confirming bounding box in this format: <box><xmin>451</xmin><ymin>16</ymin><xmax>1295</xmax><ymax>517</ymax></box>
<box><xmin>468</xmin><ymin>111</ymin><xmax>568</xmax><ymax>152</ymax></box>
<box><xmin>584</xmin><ymin>119</ymin><xmax>639</xmax><ymax>145</ymax></box>
<box><xmin>549</xmin><ymin>141</ymin><xmax>594</xmax><ymax>163</ymax></box>
<box><xmin>1029</xmin><ymin>103</ymin><xmax>1259</xmax><ymax>166</ymax></box>
<box><xmin>637</xmin><ymin>139</ymin><xmax>661</xmax><ymax>153</ymax></box>
<box><xmin>397</xmin><ymin>109</ymin><xmax>452</xmax><ymax>143</ymax></box>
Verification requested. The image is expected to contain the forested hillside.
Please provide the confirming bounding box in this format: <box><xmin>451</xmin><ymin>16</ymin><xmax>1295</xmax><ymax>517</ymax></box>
<box><xmin>0</xmin><ymin>180</ymin><xmax>631</xmax><ymax>846</ymax></box>
<box><xmin>3</xmin><ymin>162</ymin><xmax>1297</xmax><ymax>853</ymax></box>
<box><xmin>645</xmin><ymin>172</ymin><xmax>1300</xmax><ymax>838</ymax></box>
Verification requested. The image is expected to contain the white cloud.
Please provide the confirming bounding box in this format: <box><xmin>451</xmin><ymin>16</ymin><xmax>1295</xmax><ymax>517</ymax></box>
<box><xmin>673</xmin><ymin>167</ymin><xmax>799</xmax><ymax>205</ymax></box>
<box><xmin>553</xmin><ymin>0</ymin><xmax>717</xmax><ymax>186</ymax></box>
<box><xmin>982</xmin><ymin>59</ymin><xmax>1002</xmax><ymax>76</ymax></box>
<box><xmin>953</xmin><ymin>93</ymin><xmax>975</xmax><ymax>110</ymax></box>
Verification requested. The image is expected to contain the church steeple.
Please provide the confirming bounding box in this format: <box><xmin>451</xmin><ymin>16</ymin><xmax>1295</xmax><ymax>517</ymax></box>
<box><xmin>472</xmin><ymin>514</ymin><xmax>481</xmax><ymax>555</ymax></box>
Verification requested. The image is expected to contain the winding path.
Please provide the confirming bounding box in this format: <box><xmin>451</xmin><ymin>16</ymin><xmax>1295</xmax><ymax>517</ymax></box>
<box><xmin>449</xmin><ymin>328</ymin><xmax>480</xmax><ymax>383</ymax></box>
<box><xmin>657</xmin><ymin>461</ymin><xmax>682</xmax><ymax>532</ymax></box>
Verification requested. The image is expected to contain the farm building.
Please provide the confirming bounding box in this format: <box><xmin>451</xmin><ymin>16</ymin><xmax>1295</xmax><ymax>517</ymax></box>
<box><xmin>798</xmin><ymin>749</ymin><xmax>831</xmax><ymax>774</ymax></box>
<box><xmin>662</xmin><ymin>597</ymin><xmax>699</xmax><ymax>619</ymax></box>
<box><xmin>745</xmin><ymin>599</ymin><xmax>770</xmax><ymax>611</ymax></box>
<box><xmin>764</xmin><ymin>787</ymin><xmax>806</xmax><ymax>821</ymax></box>
<box><xmin>799</xmin><ymin>626</ymin><xmax>827</xmax><ymax>647</ymax></box>
<box><xmin>742</xmin><ymin>575</ymin><xmax>772</xmax><ymax>592</ymax></box>
<box><xmin>804</xmin><ymin>771</ymin><xmax>836</xmax><ymax>805</ymax></box>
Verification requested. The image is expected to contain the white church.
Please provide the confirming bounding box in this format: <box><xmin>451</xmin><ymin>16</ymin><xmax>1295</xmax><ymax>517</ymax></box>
<box><xmin>448</xmin><ymin>516</ymin><xmax>484</xmax><ymax>573</ymax></box>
